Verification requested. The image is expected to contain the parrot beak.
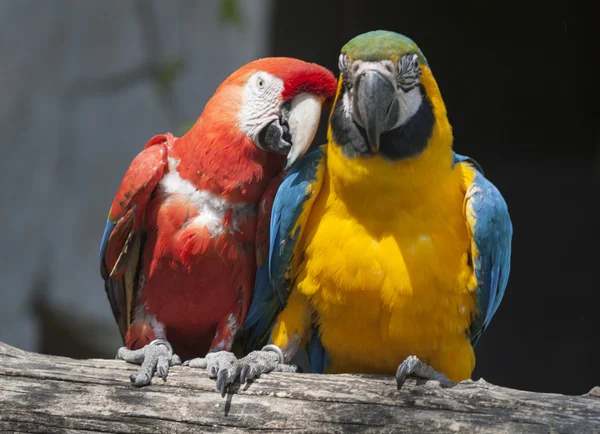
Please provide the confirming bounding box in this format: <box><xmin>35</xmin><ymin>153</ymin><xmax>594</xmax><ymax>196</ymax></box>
<box><xmin>353</xmin><ymin>70</ymin><xmax>399</xmax><ymax>153</ymax></box>
<box><xmin>285</xmin><ymin>93</ymin><xmax>323</xmax><ymax>170</ymax></box>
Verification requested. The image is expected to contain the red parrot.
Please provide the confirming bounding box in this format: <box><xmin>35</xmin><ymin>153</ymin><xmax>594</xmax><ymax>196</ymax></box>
<box><xmin>99</xmin><ymin>58</ymin><xmax>337</xmax><ymax>386</ymax></box>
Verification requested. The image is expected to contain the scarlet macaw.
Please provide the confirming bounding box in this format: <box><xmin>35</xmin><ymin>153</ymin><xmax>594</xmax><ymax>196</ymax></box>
<box><xmin>100</xmin><ymin>58</ymin><xmax>337</xmax><ymax>386</ymax></box>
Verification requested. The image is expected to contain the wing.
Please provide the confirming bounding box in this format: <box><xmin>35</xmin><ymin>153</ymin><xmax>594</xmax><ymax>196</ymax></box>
<box><xmin>242</xmin><ymin>146</ymin><xmax>326</xmax><ymax>352</ymax></box>
<box><xmin>242</xmin><ymin>172</ymin><xmax>284</xmax><ymax>353</ymax></box>
<box><xmin>456</xmin><ymin>153</ymin><xmax>513</xmax><ymax>346</ymax></box>
<box><xmin>99</xmin><ymin>134</ymin><xmax>170</xmax><ymax>340</ymax></box>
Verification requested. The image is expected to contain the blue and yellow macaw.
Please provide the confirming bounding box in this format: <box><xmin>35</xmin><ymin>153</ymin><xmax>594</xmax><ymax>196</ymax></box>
<box><xmin>231</xmin><ymin>30</ymin><xmax>513</xmax><ymax>389</ymax></box>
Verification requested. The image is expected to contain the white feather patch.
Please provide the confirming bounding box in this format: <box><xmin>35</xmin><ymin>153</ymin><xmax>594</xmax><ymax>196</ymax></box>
<box><xmin>133</xmin><ymin>306</ymin><xmax>166</xmax><ymax>339</ymax></box>
<box><xmin>160</xmin><ymin>157</ymin><xmax>255</xmax><ymax>236</ymax></box>
<box><xmin>239</xmin><ymin>72</ymin><xmax>284</xmax><ymax>142</ymax></box>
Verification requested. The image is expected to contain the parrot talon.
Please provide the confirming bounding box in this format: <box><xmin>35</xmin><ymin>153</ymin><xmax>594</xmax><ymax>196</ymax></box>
<box><xmin>240</xmin><ymin>364</ymin><xmax>251</xmax><ymax>384</ymax></box>
<box><xmin>235</xmin><ymin>346</ymin><xmax>298</xmax><ymax>384</ymax></box>
<box><xmin>187</xmin><ymin>348</ymin><xmax>297</xmax><ymax>394</ymax></box>
<box><xmin>186</xmin><ymin>351</ymin><xmax>240</xmax><ymax>393</ymax></box>
<box><xmin>216</xmin><ymin>369</ymin><xmax>229</xmax><ymax>395</ymax></box>
<box><xmin>395</xmin><ymin>355</ymin><xmax>455</xmax><ymax>390</ymax></box>
<box><xmin>116</xmin><ymin>341</ymin><xmax>180</xmax><ymax>387</ymax></box>
<box><xmin>157</xmin><ymin>364</ymin><xmax>167</xmax><ymax>380</ymax></box>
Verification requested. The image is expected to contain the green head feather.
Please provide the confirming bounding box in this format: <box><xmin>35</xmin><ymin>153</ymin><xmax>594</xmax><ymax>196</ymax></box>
<box><xmin>341</xmin><ymin>30</ymin><xmax>428</xmax><ymax>66</ymax></box>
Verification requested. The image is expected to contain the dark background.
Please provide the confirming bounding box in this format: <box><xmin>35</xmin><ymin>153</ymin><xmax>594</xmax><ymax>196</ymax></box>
<box><xmin>270</xmin><ymin>8</ymin><xmax>597</xmax><ymax>395</ymax></box>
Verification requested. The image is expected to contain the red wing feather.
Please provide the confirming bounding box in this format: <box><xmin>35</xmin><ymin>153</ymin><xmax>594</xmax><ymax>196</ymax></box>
<box><xmin>100</xmin><ymin>135</ymin><xmax>171</xmax><ymax>340</ymax></box>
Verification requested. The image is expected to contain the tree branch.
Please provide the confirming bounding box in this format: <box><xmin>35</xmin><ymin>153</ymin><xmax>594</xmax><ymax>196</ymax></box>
<box><xmin>0</xmin><ymin>341</ymin><xmax>597</xmax><ymax>433</ymax></box>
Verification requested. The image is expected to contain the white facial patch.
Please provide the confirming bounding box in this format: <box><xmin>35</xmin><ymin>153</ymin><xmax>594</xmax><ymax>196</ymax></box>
<box><xmin>395</xmin><ymin>86</ymin><xmax>422</xmax><ymax>128</ymax></box>
<box><xmin>239</xmin><ymin>72</ymin><xmax>284</xmax><ymax>144</ymax></box>
<box><xmin>343</xmin><ymin>58</ymin><xmax>423</xmax><ymax>128</ymax></box>
<box><xmin>160</xmin><ymin>158</ymin><xmax>256</xmax><ymax>237</ymax></box>
<box><xmin>394</xmin><ymin>53</ymin><xmax>423</xmax><ymax>127</ymax></box>
<box><xmin>350</xmin><ymin>60</ymin><xmax>396</xmax><ymax>81</ymax></box>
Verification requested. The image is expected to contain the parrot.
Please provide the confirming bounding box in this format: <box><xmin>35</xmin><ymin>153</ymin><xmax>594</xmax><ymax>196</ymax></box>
<box><xmin>99</xmin><ymin>57</ymin><xmax>337</xmax><ymax>387</ymax></box>
<box><xmin>210</xmin><ymin>30</ymin><xmax>513</xmax><ymax>391</ymax></box>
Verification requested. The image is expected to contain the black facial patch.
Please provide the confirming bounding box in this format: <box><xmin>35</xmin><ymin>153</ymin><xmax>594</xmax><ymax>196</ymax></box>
<box><xmin>379</xmin><ymin>85</ymin><xmax>434</xmax><ymax>160</ymax></box>
<box><xmin>330</xmin><ymin>84</ymin><xmax>434</xmax><ymax>161</ymax></box>
<box><xmin>329</xmin><ymin>89</ymin><xmax>370</xmax><ymax>158</ymax></box>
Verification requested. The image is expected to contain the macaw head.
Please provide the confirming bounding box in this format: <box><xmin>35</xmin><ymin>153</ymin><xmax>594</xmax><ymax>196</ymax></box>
<box><xmin>330</xmin><ymin>30</ymin><xmax>449</xmax><ymax>161</ymax></box>
<box><xmin>196</xmin><ymin>57</ymin><xmax>337</xmax><ymax>170</ymax></box>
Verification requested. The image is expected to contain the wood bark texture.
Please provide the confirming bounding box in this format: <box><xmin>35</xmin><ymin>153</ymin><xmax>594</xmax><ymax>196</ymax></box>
<box><xmin>0</xmin><ymin>342</ymin><xmax>598</xmax><ymax>433</ymax></box>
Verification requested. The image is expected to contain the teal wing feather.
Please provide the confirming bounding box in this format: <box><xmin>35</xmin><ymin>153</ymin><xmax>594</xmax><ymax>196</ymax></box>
<box><xmin>455</xmin><ymin>153</ymin><xmax>513</xmax><ymax>346</ymax></box>
<box><xmin>242</xmin><ymin>147</ymin><xmax>326</xmax><ymax>355</ymax></box>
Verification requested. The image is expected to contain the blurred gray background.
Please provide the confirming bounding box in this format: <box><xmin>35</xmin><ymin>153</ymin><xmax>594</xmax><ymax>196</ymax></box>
<box><xmin>0</xmin><ymin>2</ymin><xmax>595</xmax><ymax>395</ymax></box>
<box><xmin>0</xmin><ymin>0</ymin><xmax>273</xmax><ymax>359</ymax></box>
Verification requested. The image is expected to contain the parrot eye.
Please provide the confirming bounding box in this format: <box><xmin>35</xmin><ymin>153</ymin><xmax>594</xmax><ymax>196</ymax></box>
<box><xmin>257</xmin><ymin>77</ymin><xmax>265</xmax><ymax>89</ymax></box>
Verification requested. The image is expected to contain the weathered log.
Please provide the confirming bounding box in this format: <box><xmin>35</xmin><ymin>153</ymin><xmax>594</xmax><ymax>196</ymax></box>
<box><xmin>0</xmin><ymin>342</ymin><xmax>598</xmax><ymax>433</ymax></box>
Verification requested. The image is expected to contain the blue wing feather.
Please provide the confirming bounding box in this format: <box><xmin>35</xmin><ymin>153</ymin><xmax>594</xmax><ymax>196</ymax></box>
<box><xmin>243</xmin><ymin>148</ymin><xmax>326</xmax><ymax>353</ymax></box>
<box><xmin>307</xmin><ymin>326</ymin><xmax>329</xmax><ymax>374</ymax></box>
<box><xmin>269</xmin><ymin>149</ymin><xmax>325</xmax><ymax>303</ymax></box>
<box><xmin>245</xmin><ymin>150</ymin><xmax>507</xmax><ymax>363</ymax></box>
<box><xmin>453</xmin><ymin>152</ymin><xmax>484</xmax><ymax>174</ymax></box>
<box><xmin>459</xmin><ymin>156</ymin><xmax>512</xmax><ymax>346</ymax></box>
<box><xmin>241</xmin><ymin>261</ymin><xmax>281</xmax><ymax>352</ymax></box>
<box><xmin>99</xmin><ymin>219</ymin><xmax>115</xmax><ymax>261</ymax></box>
<box><xmin>99</xmin><ymin>218</ymin><xmax>125</xmax><ymax>331</ymax></box>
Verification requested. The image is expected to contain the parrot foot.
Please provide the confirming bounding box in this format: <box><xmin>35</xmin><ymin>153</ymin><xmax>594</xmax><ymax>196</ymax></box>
<box><xmin>116</xmin><ymin>339</ymin><xmax>182</xmax><ymax>387</ymax></box>
<box><xmin>184</xmin><ymin>351</ymin><xmax>239</xmax><ymax>395</ymax></box>
<box><xmin>237</xmin><ymin>345</ymin><xmax>298</xmax><ymax>385</ymax></box>
<box><xmin>184</xmin><ymin>345</ymin><xmax>297</xmax><ymax>395</ymax></box>
<box><xmin>395</xmin><ymin>355</ymin><xmax>455</xmax><ymax>390</ymax></box>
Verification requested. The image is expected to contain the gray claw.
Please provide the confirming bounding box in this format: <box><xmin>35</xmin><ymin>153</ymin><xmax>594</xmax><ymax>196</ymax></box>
<box><xmin>236</xmin><ymin>348</ymin><xmax>296</xmax><ymax>383</ymax></box>
<box><xmin>395</xmin><ymin>355</ymin><xmax>455</xmax><ymax>390</ymax></box>
<box><xmin>395</xmin><ymin>361</ymin><xmax>411</xmax><ymax>389</ymax></box>
<box><xmin>156</xmin><ymin>354</ymin><xmax>170</xmax><ymax>380</ymax></box>
<box><xmin>157</xmin><ymin>364</ymin><xmax>168</xmax><ymax>380</ymax></box>
<box><xmin>240</xmin><ymin>364</ymin><xmax>251</xmax><ymax>384</ymax></box>
<box><xmin>186</xmin><ymin>351</ymin><xmax>240</xmax><ymax>392</ymax></box>
<box><xmin>186</xmin><ymin>348</ymin><xmax>297</xmax><ymax>394</ymax></box>
<box><xmin>216</xmin><ymin>369</ymin><xmax>229</xmax><ymax>395</ymax></box>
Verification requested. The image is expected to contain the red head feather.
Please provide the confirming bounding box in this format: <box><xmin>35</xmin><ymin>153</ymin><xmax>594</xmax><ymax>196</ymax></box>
<box><xmin>218</xmin><ymin>57</ymin><xmax>337</xmax><ymax>104</ymax></box>
<box><xmin>171</xmin><ymin>58</ymin><xmax>336</xmax><ymax>203</ymax></box>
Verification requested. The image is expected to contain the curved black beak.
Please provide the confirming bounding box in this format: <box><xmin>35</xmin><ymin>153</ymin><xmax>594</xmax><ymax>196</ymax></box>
<box><xmin>353</xmin><ymin>70</ymin><xmax>399</xmax><ymax>152</ymax></box>
<box><xmin>257</xmin><ymin>118</ymin><xmax>291</xmax><ymax>155</ymax></box>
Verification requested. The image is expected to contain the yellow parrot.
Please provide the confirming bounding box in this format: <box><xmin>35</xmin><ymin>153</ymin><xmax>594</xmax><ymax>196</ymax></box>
<box><xmin>210</xmin><ymin>30</ymin><xmax>513</xmax><ymax>391</ymax></box>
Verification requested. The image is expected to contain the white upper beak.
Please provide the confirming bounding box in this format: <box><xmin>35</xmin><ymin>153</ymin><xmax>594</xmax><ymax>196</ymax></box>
<box><xmin>285</xmin><ymin>93</ymin><xmax>324</xmax><ymax>170</ymax></box>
